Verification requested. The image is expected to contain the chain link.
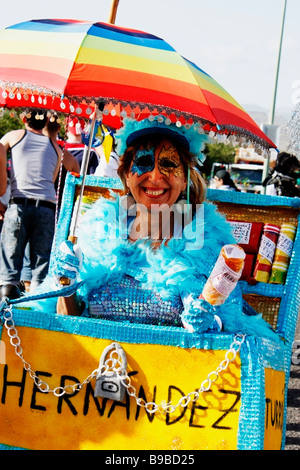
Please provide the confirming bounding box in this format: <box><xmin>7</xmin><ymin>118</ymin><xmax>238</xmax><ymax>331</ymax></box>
<box><xmin>118</xmin><ymin>333</ymin><xmax>245</xmax><ymax>414</ymax></box>
<box><xmin>2</xmin><ymin>304</ymin><xmax>99</xmax><ymax>396</ymax></box>
<box><xmin>1</xmin><ymin>303</ymin><xmax>245</xmax><ymax>411</ymax></box>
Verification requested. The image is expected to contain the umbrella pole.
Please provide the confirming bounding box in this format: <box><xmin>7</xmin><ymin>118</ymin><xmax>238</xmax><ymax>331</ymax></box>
<box><xmin>108</xmin><ymin>0</ymin><xmax>120</xmax><ymax>24</ymax></box>
<box><xmin>69</xmin><ymin>104</ymin><xmax>103</xmax><ymax>239</ymax></box>
<box><xmin>65</xmin><ymin>0</ymin><xmax>120</xmax><ymax>252</ymax></box>
<box><xmin>60</xmin><ymin>105</ymin><xmax>103</xmax><ymax>285</ymax></box>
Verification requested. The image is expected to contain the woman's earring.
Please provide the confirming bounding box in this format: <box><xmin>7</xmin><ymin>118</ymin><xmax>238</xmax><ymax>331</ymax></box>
<box><xmin>175</xmin><ymin>191</ymin><xmax>191</xmax><ymax>217</ymax></box>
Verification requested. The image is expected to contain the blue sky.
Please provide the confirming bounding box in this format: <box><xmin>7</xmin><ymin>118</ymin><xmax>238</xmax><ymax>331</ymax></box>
<box><xmin>0</xmin><ymin>0</ymin><xmax>299</xmax><ymax>120</ymax></box>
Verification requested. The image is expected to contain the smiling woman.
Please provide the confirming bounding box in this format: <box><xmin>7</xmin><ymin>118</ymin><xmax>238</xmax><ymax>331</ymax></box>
<box><xmin>124</xmin><ymin>138</ymin><xmax>187</xmax><ymax>209</ymax></box>
<box><xmin>117</xmin><ymin>117</ymin><xmax>207</xmax><ymax>213</ymax></box>
<box><xmin>120</xmin><ymin>136</ymin><xmax>191</xmax><ymax>241</ymax></box>
<box><xmin>47</xmin><ymin>115</ymin><xmax>279</xmax><ymax>345</ymax></box>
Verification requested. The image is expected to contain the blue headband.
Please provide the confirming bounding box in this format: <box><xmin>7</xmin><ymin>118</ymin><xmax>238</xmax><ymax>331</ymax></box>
<box><xmin>115</xmin><ymin>116</ymin><xmax>210</xmax><ymax>162</ymax></box>
<box><xmin>126</xmin><ymin>126</ymin><xmax>190</xmax><ymax>150</ymax></box>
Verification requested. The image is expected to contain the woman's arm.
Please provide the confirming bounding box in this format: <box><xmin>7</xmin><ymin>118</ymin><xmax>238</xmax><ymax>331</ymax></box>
<box><xmin>53</xmin><ymin>240</ymin><xmax>84</xmax><ymax>315</ymax></box>
<box><xmin>57</xmin><ymin>293</ymin><xmax>84</xmax><ymax>316</ymax></box>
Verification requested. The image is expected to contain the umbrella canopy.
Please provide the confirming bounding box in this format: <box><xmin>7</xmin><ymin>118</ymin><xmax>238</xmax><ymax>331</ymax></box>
<box><xmin>0</xmin><ymin>18</ymin><xmax>275</xmax><ymax>149</ymax></box>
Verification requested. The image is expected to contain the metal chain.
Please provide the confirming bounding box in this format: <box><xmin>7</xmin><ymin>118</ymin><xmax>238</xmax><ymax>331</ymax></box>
<box><xmin>117</xmin><ymin>333</ymin><xmax>245</xmax><ymax>414</ymax></box>
<box><xmin>1</xmin><ymin>304</ymin><xmax>99</xmax><ymax>396</ymax></box>
<box><xmin>1</xmin><ymin>304</ymin><xmax>245</xmax><ymax>412</ymax></box>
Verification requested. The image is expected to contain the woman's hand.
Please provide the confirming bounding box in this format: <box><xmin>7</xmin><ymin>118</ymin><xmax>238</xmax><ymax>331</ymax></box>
<box><xmin>53</xmin><ymin>240</ymin><xmax>83</xmax><ymax>292</ymax></box>
<box><xmin>54</xmin><ymin>240</ymin><xmax>84</xmax><ymax>316</ymax></box>
<box><xmin>181</xmin><ymin>294</ymin><xmax>222</xmax><ymax>334</ymax></box>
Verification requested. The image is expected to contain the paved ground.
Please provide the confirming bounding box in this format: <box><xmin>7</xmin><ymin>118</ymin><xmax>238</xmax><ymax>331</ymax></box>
<box><xmin>285</xmin><ymin>364</ymin><xmax>300</xmax><ymax>449</ymax></box>
<box><xmin>285</xmin><ymin>320</ymin><xmax>300</xmax><ymax>450</ymax></box>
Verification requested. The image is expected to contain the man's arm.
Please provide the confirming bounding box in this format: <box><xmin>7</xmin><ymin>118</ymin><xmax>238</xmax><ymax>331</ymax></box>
<box><xmin>62</xmin><ymin>149</ymin><xmax>80</xmax><ymax>173</ymax></box>
<box><xmin>0</xmin><ymin>143</ymin><xmax>7</xmax><ymax>197</ymax></box>
<box><xmin>0</xmin><ymin>129</ymin><xmax>25</xmax><ymax>151</ymax></box>
<box><xmin>52</xmin><ymin>142</ymin><xmax>80</xmax><ymax>181</ymax></box>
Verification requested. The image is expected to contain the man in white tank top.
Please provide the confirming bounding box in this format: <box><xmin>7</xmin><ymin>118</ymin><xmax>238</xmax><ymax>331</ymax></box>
<box><xmin>0</xmin><ymin>109</ymin><xmax>79</xmax><ymax>297</ymax></box>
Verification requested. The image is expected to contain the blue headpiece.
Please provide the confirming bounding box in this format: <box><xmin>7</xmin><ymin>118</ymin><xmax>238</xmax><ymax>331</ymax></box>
<box><xmin>115</xmin><ymin>116</ymin><xmax>210</xmax><ymax>163</ymax></box>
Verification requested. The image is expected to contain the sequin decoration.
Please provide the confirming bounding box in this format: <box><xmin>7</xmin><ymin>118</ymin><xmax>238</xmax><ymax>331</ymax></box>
<box><xmin>88</xmin><ymin>274</ymin><xmax>183</xmax><ymax>327</ymax></box>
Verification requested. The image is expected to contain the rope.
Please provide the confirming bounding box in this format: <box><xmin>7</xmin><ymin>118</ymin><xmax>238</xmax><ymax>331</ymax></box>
<box><xmin>0</xmin><ymin>281</ymin><xmax>83</xmax><ymax>309</ymax></box>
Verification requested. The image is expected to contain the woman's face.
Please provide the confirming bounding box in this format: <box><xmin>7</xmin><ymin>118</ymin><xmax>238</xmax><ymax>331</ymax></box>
<box><xmin>125</xmin><ymin>138</ymin><xmax>187</xmax><ymax>210</ymax></box>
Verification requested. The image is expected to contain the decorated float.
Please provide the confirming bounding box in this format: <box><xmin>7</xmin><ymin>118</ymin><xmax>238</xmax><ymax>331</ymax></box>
<box><xmin>0</xmin><ymin>6</ymin><xmax>299</xmax><ymax>450</ymax></box>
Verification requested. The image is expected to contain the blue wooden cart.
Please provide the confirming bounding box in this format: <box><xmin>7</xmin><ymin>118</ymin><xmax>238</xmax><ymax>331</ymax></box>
<box><xmin>0</xmin><ymin>174</ymin><xmax>299</xmax><ymax>450</ymax></box>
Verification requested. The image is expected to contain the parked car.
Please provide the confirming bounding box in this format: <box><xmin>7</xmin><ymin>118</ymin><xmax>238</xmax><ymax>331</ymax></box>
<box><xmin>210</xmin><ymin>163</ymin><xmax>263</xmax><ymax>193</ymax></box>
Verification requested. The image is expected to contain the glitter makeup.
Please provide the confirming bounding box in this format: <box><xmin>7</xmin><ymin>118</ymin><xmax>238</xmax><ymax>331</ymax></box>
<box><xmin>131</xmin><ymin>147</ymin><xmax>155</xmax><ymax>176</ymax></box>
<box><xmin>157</xmin><ymin>143</ymin><xmax>184</xmax><ymax>178</ymax></box>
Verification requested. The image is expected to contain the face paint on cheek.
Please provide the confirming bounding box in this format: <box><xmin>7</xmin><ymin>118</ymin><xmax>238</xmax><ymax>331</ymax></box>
<box><xmin>131</xmin><ymin>147</ymin><xmax>155</xmax><ymax>176</ymax></box>
<box><xmin>157</xmin><ymin>144</ymin><xmax>185</xmax><ymax>178</ymax></box>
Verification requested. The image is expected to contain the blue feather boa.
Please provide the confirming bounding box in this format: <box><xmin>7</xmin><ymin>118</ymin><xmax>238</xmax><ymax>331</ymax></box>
<box><xmin>75</xmin><ymin>196</ymin><xmax>234</xmax><ymax>297</ymax></box>
<box><xmin>25</xmin><ymin>196</ymin><xmax>279</xmax><ymax>342</ymax></box>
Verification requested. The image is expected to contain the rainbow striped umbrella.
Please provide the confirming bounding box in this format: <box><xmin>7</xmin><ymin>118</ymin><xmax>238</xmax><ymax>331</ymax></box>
<box><xmin>0</xmin><ymin>18</ymin><xmax>275</xmax><ymax>149</ymax></box>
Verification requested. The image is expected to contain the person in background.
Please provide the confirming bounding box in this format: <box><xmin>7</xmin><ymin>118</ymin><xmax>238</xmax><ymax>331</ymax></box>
<box><xmin>262</xmin><ymin>152</ymin><xmax>300</xmax><ymax>197</ymax></box>
<box><xmin>0</xmin><ymin>194</ymin><xmax>8</xmax><ymax>234</ymax></box>
<box><xmin>94</xmin><ymin>128</ymin><xmax>120</xmax><ymax>178</ymax></box>
<box><xmin>20</xmin><ymin>114</ymin><xmax>80</xmax><ymax>292</ymax></box>
<box><xmin>0</xmin><ymin>109</ymin><xmax>76</xmax><ymax>297</ymax></box>
<box><xmin>212</xmin><ymin>169</ymin><xmax>240</xmax><ymax>191</ymax></box>
<box><xmin>53</xmin><ymin>116</ymin><xmax>100</xmax><ymax>213</ymax></box>
<box><xmin>0</xmin><ymin>143</ymin><xmax>8</xmax><ymax>197</ymax></box>
<box><xmin>65</xmin><ymin>117</ymin><xmax>99</xmax><ymax>174</ymax></box>
<box><xmin>44</xmin><ymin>113</ymin><xmax>80</xmax><ymax>175</ymax></box>
<box><xmin>0</xmin><ymin>142</ymin><xmax>9</xmax><ymax>234</ymax></box>
<box><xmin>45</xmin><ymin>113</ymin><xmax>80</xmax><ymax>209</ymax></box>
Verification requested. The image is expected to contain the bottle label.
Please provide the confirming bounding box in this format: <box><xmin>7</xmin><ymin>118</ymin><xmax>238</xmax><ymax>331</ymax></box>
<box><xmin>229</xmin><ymin>221</ymin><xmax>252</xmax><ymax>244</ymax></box>
<box><xmin>276</xmin><ymin>233</ymin><xmax>293</xmax><ymax>257</ymax></box>
<box><xmin>210</xmin><ymin>255</ymin><xmax>241</xmax><ymax>297</ymax></box>
<box><xmin>258</xmin><ymin>235</ymin><xmax>276</xmax><ymax>264</ymax></box>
